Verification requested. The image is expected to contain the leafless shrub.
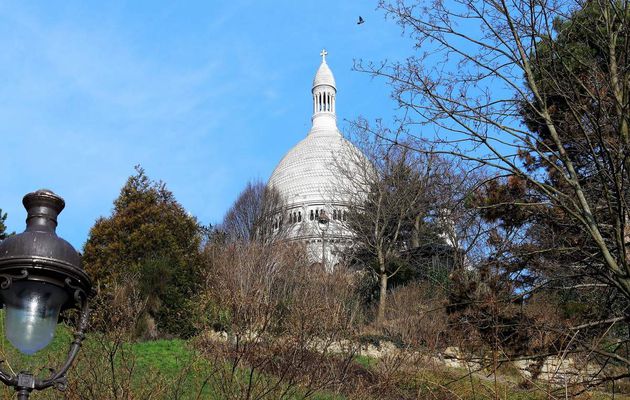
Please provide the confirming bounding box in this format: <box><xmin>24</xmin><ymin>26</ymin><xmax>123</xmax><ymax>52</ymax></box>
<box><xmin>89</xmin><ymin>273</ymin><xmax>147</xmax><ymax>335</ymax></box>
<box><xmin>383</xmin><ymin>282</ymin><xmax>450</xmax><ymax>350</ymax></box>
<box><xmin>22</xmin><ymin>276</ymin><xmax>213</xmax><ymax>400</ymax></box>
<box><xmin>192</xmin><ymin>240</ymin><xmax>364</xmax><ymax>399</ymax></box>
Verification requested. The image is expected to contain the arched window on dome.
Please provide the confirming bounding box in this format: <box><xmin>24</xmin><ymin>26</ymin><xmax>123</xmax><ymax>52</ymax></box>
<box><xmin>315</xmin><ymin>209</ymin><xmax>319</xmax><ymax>219</ymax></box>
<box><xmin>293</xmin><ymin>212</ymin><xmax>297</xmax><ymax>223</ymax></box>
<box><xmin>333</xmin><ymin>210</ymin><xmax>337</xmax><ymax>220</ymax></box>
<box><xmin>310</xmin><ymin>210</ymin><xmax>314</xmax><ymax>221</ymax></box>
<box><xmin>342</xmin><ymin>211</ymin><xmax>347</xmax><ymax>221</ymax></box>
<box><xmin>298</xmin><ymin>211</ymin><xmax>302</xmax><ymax>222</ymax></box>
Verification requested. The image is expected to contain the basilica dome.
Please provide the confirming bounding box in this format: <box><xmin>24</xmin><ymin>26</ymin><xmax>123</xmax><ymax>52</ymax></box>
<box><xmin>269</xmin><ymin>50</ymin><xmax>365</xmax><ymax>206</ymax></box>
<box><xmin>267</xmin><ymin>50</ymin><xmax>367</xmax><ymax>268</ymax></box>
<box><xmin>268</xmin><ymin>130</ymin><xmax>362</xmax><ymax>205</ymax></box>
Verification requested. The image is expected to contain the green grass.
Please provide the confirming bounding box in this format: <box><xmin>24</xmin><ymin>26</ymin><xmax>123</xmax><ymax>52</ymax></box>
<box><xmin>132</xmin><ymin>338</ymin><xmax>196</xmax><ymax>376</ymax></box>
<box><xmin>129</xmin><ymin>338</ymin><xmax>213</xmax><ymax>399</ymax></box>
<box><xmin>128</xmin><ymin>339</ymin><xmax>349</xmax><ymax>399</ymax></box>
<box><xmin>0</xmin><ymin>317</ymin><xmax>623</xmax><ymax>400</ymax></box>
<box><xmin>354</xmin><ymin>354</ymin><xmax>376</xmax><ymax>369</ymax></box>
<box><xmin>17</xmin><ymin>331</ymin><xmax>313</xmax><ymax>399</ymax></box>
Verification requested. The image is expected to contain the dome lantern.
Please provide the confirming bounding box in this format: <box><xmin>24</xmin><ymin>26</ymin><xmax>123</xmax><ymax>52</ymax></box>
<box><xmin>311</xmin><ymin>49</ymin><xmax>337</xmax><ymax>131</ymax></box>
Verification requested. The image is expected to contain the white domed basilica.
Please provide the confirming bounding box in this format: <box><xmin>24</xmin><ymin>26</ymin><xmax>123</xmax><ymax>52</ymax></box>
<box><xmin>268</xmin><ymin>50</ymin><xmax>366</xmax><ymax>268</ymax></box>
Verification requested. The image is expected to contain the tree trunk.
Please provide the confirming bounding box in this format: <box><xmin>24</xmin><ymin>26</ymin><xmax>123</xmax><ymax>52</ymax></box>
<box><xmin>377</xmin><ymin>269</ymin><xmax>388</xmax><ymax>325</ymax></box>
<box><xmin>412</xmin><ymin>214</ymin><xmax>421</xmax><ymax>248</ymax></box>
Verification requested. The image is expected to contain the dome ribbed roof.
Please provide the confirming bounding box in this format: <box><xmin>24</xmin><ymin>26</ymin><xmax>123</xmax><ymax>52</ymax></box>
<box><xmin>269</xmin><ymin>50</ymin><xmax>366</xmax><ymax>208</ymax></box>
<box><xmin>268</xmin><ymin>130</ymin><xmax>362</xmax><ymax>204</ymax></box>
<box><xmin>312</xmin><ymin>61</ymin><xmax>336</xmax><ymax>88</ymax></box>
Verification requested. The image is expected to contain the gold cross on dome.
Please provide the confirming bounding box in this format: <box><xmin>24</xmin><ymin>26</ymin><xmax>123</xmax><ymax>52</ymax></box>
<box><xmin>320</xmin><ymin>49</ymin><xmax>328</xmax><ymax>62</ymax></box>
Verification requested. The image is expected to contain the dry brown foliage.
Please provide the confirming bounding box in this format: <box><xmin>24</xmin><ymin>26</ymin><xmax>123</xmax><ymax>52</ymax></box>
<box><xmin>191</xmin><ymin>240</ymin><xmax>366</xmax><ymax>398</ymax></box>
<box><xmin>61</xmin><ymin>279</ymin><xmax>166</xmax><ymax>399</ymax></box>
<box><xmin>382</xmin><ymin>282</ymin><xmax>450</xmax><ymax>350</ymax></box>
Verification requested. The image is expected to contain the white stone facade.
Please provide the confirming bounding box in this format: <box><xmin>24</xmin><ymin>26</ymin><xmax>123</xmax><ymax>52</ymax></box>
<box><xmin>268</xmin><ymin>51</ymin><xmax>366</xmax><ymax>268</ymax></box>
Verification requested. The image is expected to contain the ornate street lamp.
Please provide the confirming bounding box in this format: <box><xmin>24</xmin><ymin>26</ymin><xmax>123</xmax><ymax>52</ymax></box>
<box><xmin>0</xmin><ymin>190</ymin><xmax>92</xmax><ymax>399</ymax></box>
<box><xmin>317</xmin><ymin>210</ymin><xmax>329</xmax><ymax>271</ymax></box>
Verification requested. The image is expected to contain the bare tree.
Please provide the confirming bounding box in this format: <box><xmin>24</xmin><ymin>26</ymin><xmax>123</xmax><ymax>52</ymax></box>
<box><xmin>335</xmin><ymin>132</ymin><xmax>458</xmax><ymax>324</ymax></box>
<box><xmin>353</xmin><ymin>0</ymin><xmax>630</xmax><ymax>384</ymax></box>
<box><xmin>360</xmin><ymin>0</ymin><xmax>628</xmax><ymax>294</ymax></box>
<box><xmin>220</xmin><ymin>180</ymin><xmax>286</xmax><ymax>244</ymax></box>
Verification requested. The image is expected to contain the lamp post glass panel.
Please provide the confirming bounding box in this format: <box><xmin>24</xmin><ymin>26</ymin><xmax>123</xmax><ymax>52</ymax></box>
<box><xmin>4</xmin><ymin>280</ymin><xmax>68</xmax><ymax>354</ymax></box>
<box><xmin>318</xmin><ymin>211</ymin><xmax>329</xmax><ymax>270</ymax></box>
<box><xmin>0</xmin><ymin>190</ymin><xmax>92</xmax><ymax>399</ymax></box>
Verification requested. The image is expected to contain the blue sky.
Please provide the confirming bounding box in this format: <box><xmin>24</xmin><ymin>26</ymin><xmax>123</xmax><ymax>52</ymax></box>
<box><xmin>0</xmin><ymin>1</ymin><xmax>411</xmax><ymax>249</ymax></box>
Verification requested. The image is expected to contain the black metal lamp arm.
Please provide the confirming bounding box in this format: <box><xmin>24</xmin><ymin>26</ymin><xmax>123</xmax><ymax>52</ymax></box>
<box><xmin>0</xmin><ymin>367</ymin><xmax>17</xmax><ymax>388</ymax></box>
<box><xmin>35</xmin><ymin>301</ymin><xmax>90</xmax><ymax>391</ymax></box>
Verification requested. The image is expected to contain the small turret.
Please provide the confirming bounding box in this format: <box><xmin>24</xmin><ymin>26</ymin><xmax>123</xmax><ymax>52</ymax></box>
<box><xmin>311</xmin><ymin>49</ymin><xmax>338</xmax><ymax>132</ymax></box>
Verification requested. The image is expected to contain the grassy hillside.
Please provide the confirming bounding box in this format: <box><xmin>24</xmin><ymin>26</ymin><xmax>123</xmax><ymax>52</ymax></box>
<box><xmin>0</xmin><ymin>321</ymin><xmax>624</xmax><ymax>399</ymax></box>
<box><xmin>0</xmin><ymin>321</ymin><xmax>344</xmax><ymax>399</ymax></box>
